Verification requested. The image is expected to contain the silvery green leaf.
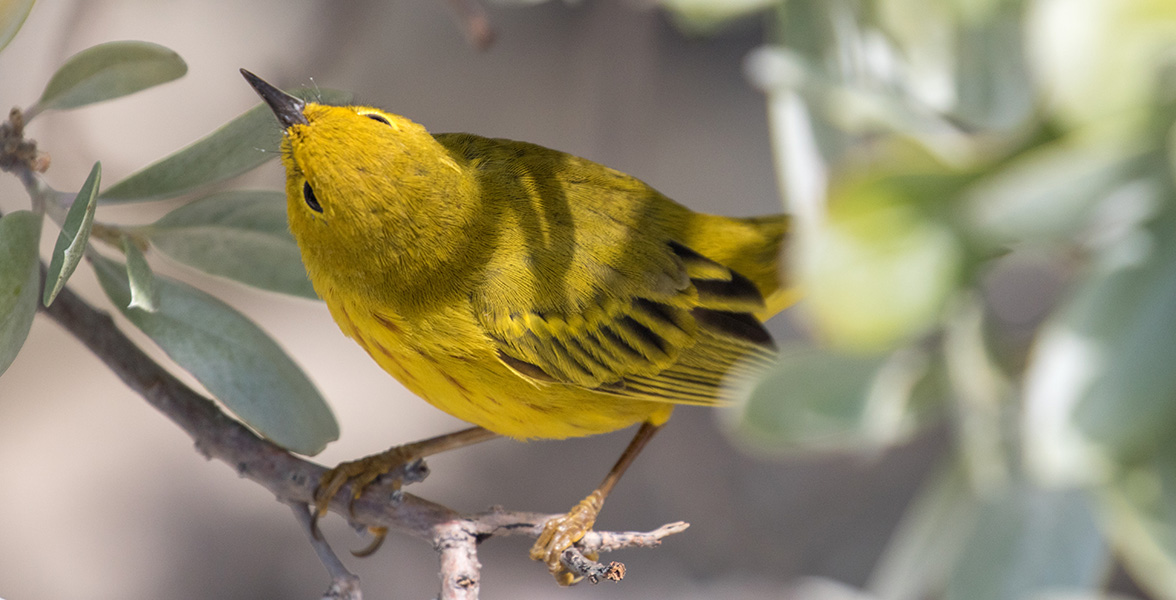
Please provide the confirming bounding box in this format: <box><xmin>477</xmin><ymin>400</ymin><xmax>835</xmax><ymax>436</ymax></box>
<box><xmin>90</xmin><ymin>253</ymin><xmax>338</xmax><ymax>455</ymax></box>
<box><xmin>869</xmin><ymin>461</ymin><xmax>978</xmax><ymax>600</ymax></box>
<box><xmin>946</xmin><ymin>485</ymin><xmax>1107</xmax><ymax>600</ymax></box>
<box><xmin>800</xmin><ymin>184</ymin><xmax>964</xmax><ymax>351</ymax></box>
<box><xmin>1101</xmin><ymin>442</ymin><xmax>1176</xmax><ymax>599</ymax></box>
<box><xmin>745</xmin><ymin>45</ymin><xmax>974</xmax><ymax>166</ymax></box>
<box><xmin>29</xmin><ymin>41</ymin><xmax>186</xmax><ymax>117</ymax></box>
<box><xmin>1023</xmin><ymin>188</ymin><xmax>1176</xmax><ymax>476</ymax></box>
<box><xmin>952</xmin><ymin>7</ymin><xmax>1034</xmax><ymax>132</ymax></box>
<box><xmin>43</xmin><ymin>161</ymin><xmax>100</xmax><ymax>306</ymax></box>
<box><xmin>99</xmin><ymin>88</ymin><xmax>352</xmax><ymax>203</ymax></box>
<box><xmin>142</xmin><ymin>190</ymin><xmax>315</xmax><ymax>298</ymax></box>
<box><xmin>0</xmin><ymin>211</ymin><xmax>43</xmax><ymax>376</ymax></box>
<box><xmin>0</xmin><ymin>0</ymin><xmax>35</xmax><ymax>54</ymax></box>
<box><xmin>122</xmin><ymin>236</ymin><xmax>158</xmax><ymax>312</ymax></box>
<box><xmin>964</xmin><ymin>138</ymin><xmax>1142</xmax><ymax>248</ymax></box>
<box><xmin>729</xmin><ymin>344</ymin><xmax>930</xmax><ymax>452</ymax></box>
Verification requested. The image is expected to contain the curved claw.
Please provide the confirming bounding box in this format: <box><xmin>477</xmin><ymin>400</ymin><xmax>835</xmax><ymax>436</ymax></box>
<box><xmin>310</xmin><ymin>447</ymin><xmax>416</xmax><ymax>553</ymax></box>
<box><xmin>352</xmin><ymin>526</ymin><xmax>389</xmax><ymax>557</ymax></box>
<box><xmin>314</xmin><ymin>466</ymin><xmax>356</xmax><ymax>519</ymax></box>
<box><xmin>530</xmin><ymin>491</ymin><xmax>604</xmax><ymax>585</ymax></box>
<box><xmin>310</xmin><ymin>511</ymin><xmax>325</xmax><ymax>541</ymax></box>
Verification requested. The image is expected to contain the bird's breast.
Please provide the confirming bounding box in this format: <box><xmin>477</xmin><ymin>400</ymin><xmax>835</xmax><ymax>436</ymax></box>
<box><xmin>319</xmin><ymin>290</ymin><xmax>667</xmax><ymax>439</ymax></box>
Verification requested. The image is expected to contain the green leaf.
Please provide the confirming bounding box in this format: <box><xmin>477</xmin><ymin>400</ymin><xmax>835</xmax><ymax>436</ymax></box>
<box><xmin>660</xmin><ymin>0</ymin><xmax>775</xmax><ymax>36</ymax></box>
<box><xmin>43</xmin><ymin>161</ymin><xmax>100</xmax><ymax>307</ymax></box>
<box><xmin>728</xmin><ymin>344</ymin><xmax>930</xmax><ymax>452</ymax></box>
<box><xmin>141</xmin><ymin>190</ymin><xmax>315</xmax><ymax>298</ymax></box>
<box><xmin>122</xmin><ymin>236</ymin><xmax>158</xmax><ymax>312</ymax></box>
<box><xmin>869</xmin><ymin>461</ymin><xmax>978</xmax><ymax>600</ymax></box>
<box><xmin>951</xmin><ymin>6</ymin><xmax>1034</xmax><ymax>132</ymax></box>
<box><xmin>1102</xmin><ymin>442</ymin><xmax>1176</xmax><ymax>599</ymax></box>
<box><xmin>0</xmin><ymin>0</ymin><xmax>36</xmax><ymax>54</ymax></box>
<box><xmin>30</xmin><ymin>41</ymin><xmax>186</xmax><ymax>116</ymax></box>
<box><xmin>1023</xmin><ymin>185</ymin><xmax>1176</xmax><ymax>474</ymax></box>
<box><xmin>90</xmin><ymin>253</ymin><xmax>337</xmax><ymax>455</ymax></box>
<box><xmin>964</xmin><ymin>137</ymin><xmax>1142</xmax><ymax>248</ymax></box>
<box><xmin>0</xmin><ymin>211</ymin><xmax>43</xmax><ymax>376</ymax></box>
<box><xmin>99</xmin><ymin>88</ymin><xmax>352</xmax><ymax>203</ymax></box>
<box><xmin>946</xmin><ymin>485</ymin><xmax>1107</xmax><ymax>600</ymax></box>
<box><xmin>800</xmin><ymin>178</ymin><xmax>964</xmax><ymax>351</ymax></box>
<box><xmin>746</xmin><ymin>45</ymin><xmax>974</xmax><ymax>166</ymax></box>
<box><xmin>1070</xmin><ymin>199</ymin><xmax>1176</xmax><ymax>451</ymax></box>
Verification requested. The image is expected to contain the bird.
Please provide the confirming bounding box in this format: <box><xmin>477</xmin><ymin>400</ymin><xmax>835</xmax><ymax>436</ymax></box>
<box><xmin>242</xmin><ymin>69</ymin><xmax>794</xmax><ymax>584</ymax></box>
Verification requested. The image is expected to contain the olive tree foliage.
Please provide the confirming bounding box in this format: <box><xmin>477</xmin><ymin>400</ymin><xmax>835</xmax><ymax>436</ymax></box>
<box><xmin>675</xmin><ymin>1</ymin><xmax>1176</xmax><ymax>598</ymax></box>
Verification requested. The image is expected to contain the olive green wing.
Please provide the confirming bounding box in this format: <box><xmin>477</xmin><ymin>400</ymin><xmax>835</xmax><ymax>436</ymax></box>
<box><xmin>472</xmin><ymin>240</ymin><xmax>777</xmax><ymax>406</ymax></box>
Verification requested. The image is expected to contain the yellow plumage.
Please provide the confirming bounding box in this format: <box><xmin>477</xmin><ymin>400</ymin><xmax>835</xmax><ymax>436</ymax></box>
<box><xmin>243</xmin><ymin>69</ymin><xmax>794</xmax><ymax>583</ymax></box>
<box><xmin>281</xmin><ymin>102</ymin><xmax>792</xmax><ymax>439</ymax></box>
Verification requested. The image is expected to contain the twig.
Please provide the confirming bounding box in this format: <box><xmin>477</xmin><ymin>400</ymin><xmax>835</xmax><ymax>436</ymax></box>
<box><xmin>289</xmin><ymin>502</ymin><xmax>363</xmax><ymax>600</ymax></box>
<box><xmin>0</xmin><ymin>108</ymin><xmax>46</xmax><ymax>175</ymax></box>
<box><xmin>435</xmin><ymin>521</ymin><xmax>481</xmax><ymax>600</ymax></box>
<box><xmin>579</xmin><ymin>521</ymin><xmax>691</xmax><ymax>554</ymax></box>
<box><xmin>39</xmin><ymin>272</ymin><xmax>457</xmax><ymax>537</ymax></box>
<box><xmin>558</xmin><ymin>522</ymin><xmax>691</xmax><ymax>583</ymax></box>
<box><xmin>560</xmin><ymin>547</ymin><xmax>626</xmax><ymax>584</ymax></box>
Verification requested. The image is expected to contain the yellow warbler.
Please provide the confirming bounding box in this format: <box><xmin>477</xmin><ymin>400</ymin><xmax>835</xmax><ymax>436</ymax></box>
<box><xmin>242</xmin><ymin>69</ymin><xmax>795</xmax><ymax>583</ymax></box>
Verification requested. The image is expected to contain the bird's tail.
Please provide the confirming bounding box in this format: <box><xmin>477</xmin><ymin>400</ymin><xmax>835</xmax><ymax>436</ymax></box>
<box><xmin>683</xmin><ymin>213</ymin><xmax>795</xmax><ymax>320</ymax></box>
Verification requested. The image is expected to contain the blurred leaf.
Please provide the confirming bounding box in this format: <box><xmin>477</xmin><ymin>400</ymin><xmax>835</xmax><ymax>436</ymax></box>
<box><xmin>660</xmin><ymin>0</ymin><xmax>775</xmax><ymax>36</ymax></box>
<box><xmin>746</xmin><ymin>45</ymin><xmax>975</xmax><ymax>167</ymax></box>
<box><xmin>952</xmin><ymin>7</ymin><xmax>1034</xmax><ymax>131</ymax></box>
<box><xmin>944</xmin><ymin>295</ymin><xmax>1015</xmax><ymax>492</ymax></box>
<box><xmin>872</xmin><ymin>0</ymin><xmax>957</xmax><ymax>115</ymax></box>
<box><xmin>90</xmin><ymin>253</ymin><xmax>337</xmax><ymax>455</ymax></box>
<box><xmin>99</xmin><ymin>88</ymin><xmax>351</xmax><ymax>203</ymax></box>
<box><xmin>0</xmin><ymin>211</ymin><xmax>42</xmax><ymax>376</ymax></box>
<box><xmin>1027</xmin><ymin>0</ymin><xmax>1176</xmax><ymax>130</ymax></box>
<box><xmin>800</xmin><ymin>176</ymin><xmax>964</xmax><ymax>351</ymax></box>
<box><xmin>141</xmin><ymin>190</ymin><xmax>315</xmax><ymax>298</ymax></box>
<box><xmin>729</xmin><ymin>344</ymin><xmax>930</xmax><ymax>451</ymax></box>
<box><xmin>869</xmin><ymin>461</ymin><xmax>978</xmax><ymax>600</ymax></box>
<box><xmin>1102</xmin><ymin>442</ymin><xmax>1176</xmax><ymax>599</ymax></box>
<box><xmin>122</xmin><ymin>237</ymin><xmax>157</xmax><ymax>312</ymax></box>
<box><xmin>947</xmin><ymin>485</ymin><xmax>1107</xmax><ymax>600</ymax></box>
<box><xmin>1023</xmin><ymin>183</ymin><xmax>1176</xmax><ymax>473</ymax></box>
<box><xmin>877</xmin><ymin>0</ymin><xmax>1032</xmax><ymax>131</ymax></box>
<box><xmin>43</xmin><ymin>161</ymin><xmax>100</xmax><ymax>307</ymax></box>
<box><xmin>0</xmin><ymin>0</ymin><xmax>35</xmax><ymax>54</ymax></box>
<box><xmin>30</xmin><ymin>41</ymin><xmax>186</xmax><ymax>116</ymax></box>
<box><xmin>965</xmin><ymin>136</ymin><xmax>1143</xmax><ymax>248</ymax></box>
<box><xmin>788</xmin><ymin>577</ymin><xmax>882</xmax><ymax>600</ymax></box>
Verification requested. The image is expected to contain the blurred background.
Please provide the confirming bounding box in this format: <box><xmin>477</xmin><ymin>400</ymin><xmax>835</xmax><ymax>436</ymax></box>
<box><xmin>3</xmin><ymin>0</ymin><xmax>1176</xmax><ymax>599</ymax></box>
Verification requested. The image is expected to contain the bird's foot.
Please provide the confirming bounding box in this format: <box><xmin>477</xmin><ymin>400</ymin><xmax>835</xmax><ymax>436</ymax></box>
<box><xmin>530</xmin><ymin>491</ymin><xmax>604</xmax><ymax>585</ymax></box>
<box><xmin>313</xmin><ymin>445</ymin><xmax>421</xmax><ymax>554</ymax></box>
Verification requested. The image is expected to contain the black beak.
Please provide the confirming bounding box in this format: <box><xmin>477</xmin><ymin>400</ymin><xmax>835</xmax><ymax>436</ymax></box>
<box><xmin>240</xmin><ymin>68</ymin><xmax>308</xmax><ymax>129</ymax></box>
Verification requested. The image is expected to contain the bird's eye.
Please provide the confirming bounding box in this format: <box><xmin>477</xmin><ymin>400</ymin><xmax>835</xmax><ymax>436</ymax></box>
<box><xmin>303</xmin><ymin>181</ymin><xmax>323</xmax><ymax>213</ymax></box>
<box><xmin>365</xmin><ymin>113</ymin><xmax>391</xmax><ymax>125</ymax></box>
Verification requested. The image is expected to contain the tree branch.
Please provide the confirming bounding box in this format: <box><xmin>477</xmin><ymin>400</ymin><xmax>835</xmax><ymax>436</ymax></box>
<box><xmin>39</xmin><ymin>269</ymin><xmax>458</xmax><ymax>539</ymax></box>
<box><xmin>288</xmin><ymin>502</ymin><xmax>363</xmax><ymax>600</ymax></box>
<box><xmin>435</xmin><ymin>521</ymin><xmax>481</xmax><ymax>600</ymax></box>
<box><xmin>36</xmin><ymin>275</ymin><xmax>689</xmax><ymax>597</ymax></box>
<box><xmin>558</xmin><ymin>522</ymin><xmax>692</xmax><ymax>583</ymax></box>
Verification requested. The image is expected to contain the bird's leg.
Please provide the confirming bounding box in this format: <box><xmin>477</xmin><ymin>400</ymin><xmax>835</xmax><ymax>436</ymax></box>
<box><xmin>530</xmin><ymin>421</ymin><xmax>663</xmax><ymax>585</ymax></box>
<box><xmin>314</xmin><ymin>426</ymin><xmax>499</xmax><ymax>552</ymax></box>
